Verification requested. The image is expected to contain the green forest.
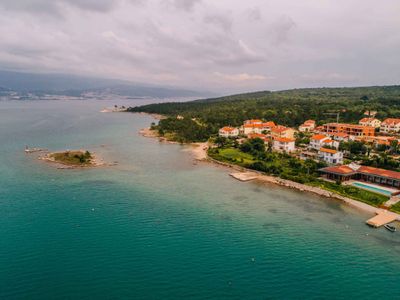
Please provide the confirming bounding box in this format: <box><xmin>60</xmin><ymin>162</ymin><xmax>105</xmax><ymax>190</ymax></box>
<box><xmin>128</xmin><ymin>85</ymin><xmax>400</xmax><ymax>142</ymax></box>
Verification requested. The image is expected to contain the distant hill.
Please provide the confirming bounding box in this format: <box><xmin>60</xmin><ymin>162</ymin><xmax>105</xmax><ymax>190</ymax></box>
<box><xmin>128</xmin><ymin>85</ymin><xmax>400</xmax><ymax>131</ymax></box>
<box><xmin>0</xmin><ymin>70</ymin><xmax>211</xmax><ymax>98</ymax></box>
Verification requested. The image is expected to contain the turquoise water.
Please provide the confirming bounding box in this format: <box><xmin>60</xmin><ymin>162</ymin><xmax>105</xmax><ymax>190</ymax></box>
<box><xmin>1</xmin><ymin>100</ymin><xmax>400</xmax><ymax>299</ymax></box>
<box><xmin>352</xmin><ymin>182</ymin><xmax>393</xmax><ymax>196</ymax></box>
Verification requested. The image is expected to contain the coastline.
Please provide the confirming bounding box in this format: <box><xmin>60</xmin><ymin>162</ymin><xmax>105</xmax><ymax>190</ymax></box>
<box><xmin>138</xmin><ymin>121</ymin><xmax>400</xmax><ymax>221</ymax></box>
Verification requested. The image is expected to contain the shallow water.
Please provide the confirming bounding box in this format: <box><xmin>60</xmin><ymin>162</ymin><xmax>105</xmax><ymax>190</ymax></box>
<box><xmin>1</xmin><ymin>100</ymin><xmax>400</xmax><ymax>299</ymax></box>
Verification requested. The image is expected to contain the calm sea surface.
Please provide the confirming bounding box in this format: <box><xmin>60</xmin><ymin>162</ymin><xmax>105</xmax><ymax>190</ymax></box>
<box><xmin>1</xmin><ymin>100</ymin><xmax>400</xmax><ymax>299</ymax></box>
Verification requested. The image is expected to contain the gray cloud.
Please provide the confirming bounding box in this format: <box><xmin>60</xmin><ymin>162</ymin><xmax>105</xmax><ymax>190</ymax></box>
<box><xmin>0</xmin><ymin>0</ymin><xmax>399</xmax><ymax>93</ymax></box>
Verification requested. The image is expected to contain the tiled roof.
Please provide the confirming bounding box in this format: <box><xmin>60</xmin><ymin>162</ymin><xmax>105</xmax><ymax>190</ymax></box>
<box><xmin>320</xmin><ymin>165</ymin><xmax>400</xmax><ymax>180</ymax></box>
<box><xmin>382</xmin><ymin>118</ymin><xmax>400</xmax><ymax>125</ymax></box>
<box><xmin>220</xmin><ymin>126</ymin><xmax>236</xmax><ymax>132</ymax></box>
<box><xmin>319</xmin><ymin>147</ymin><xmax>337</xmax><ymax>154</ymax></box>
<box><xmin>274</xmin><ymin>137</ymin><xmax>295</xmax><ymax>143</ymax></box>
<box><xmin>311</xmin><ymin>134</ymin><xmax>328</xmax><ymax>141</ymax></box>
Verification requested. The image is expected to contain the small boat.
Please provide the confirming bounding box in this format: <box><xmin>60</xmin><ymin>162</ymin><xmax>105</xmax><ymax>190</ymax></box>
<box><xmin>384</xmin><ymin>224</ymin><xmax>396</xmax><ymax>232</ymax></box>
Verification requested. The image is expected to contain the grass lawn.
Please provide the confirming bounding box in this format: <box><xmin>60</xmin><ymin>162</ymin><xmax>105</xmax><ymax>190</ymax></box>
<box><xmin>308</xmin><ymin>180</ymin><xmax>388</xmax><ymax>207</ymax></box>
<box><xmin>209</xmin><ymin>148</ymin><xmax>255</xmax><ymax>165</ymax></box>
<box><xmin>390</xmin><ymin>202</ymin><xmax>400</xmax><ymax>214</ymax></box>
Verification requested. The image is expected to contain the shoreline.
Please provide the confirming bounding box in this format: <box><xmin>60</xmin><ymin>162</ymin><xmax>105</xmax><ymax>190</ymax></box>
<box><xmin>137</xmin><ymin>123</ymin><xmax>400</xmax><ymax>221</ymax></box>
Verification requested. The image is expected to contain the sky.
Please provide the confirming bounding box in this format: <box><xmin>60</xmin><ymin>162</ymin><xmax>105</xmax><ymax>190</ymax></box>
<box><xmin>0</xmin><ymin>0</ymin><xmax>399</xmax><ymax>93</ymax></box>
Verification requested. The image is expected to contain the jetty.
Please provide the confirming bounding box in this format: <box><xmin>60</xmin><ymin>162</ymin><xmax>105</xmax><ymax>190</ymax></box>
<box><xmin>366</xmin><ymin>210</ymin><xmax>399</xmax><ymax>228</ymax></box>
<box><xmin>230</xmin><ymin>172</ymin><xmax>260</xmax><ymax>182</ymax></box>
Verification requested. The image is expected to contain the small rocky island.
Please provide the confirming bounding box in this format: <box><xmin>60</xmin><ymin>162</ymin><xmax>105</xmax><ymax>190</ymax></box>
<box><xmin>40</xmin><ymin>150</ymin><xmax>104</xmax><ymax>169</ymax></box>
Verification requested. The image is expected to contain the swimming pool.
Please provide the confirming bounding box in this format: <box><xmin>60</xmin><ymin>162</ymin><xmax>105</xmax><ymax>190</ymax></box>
<box><xmin>352</xmin><ymin>182</ymin><xmax>393</xmax><ymax>196</ymax></box>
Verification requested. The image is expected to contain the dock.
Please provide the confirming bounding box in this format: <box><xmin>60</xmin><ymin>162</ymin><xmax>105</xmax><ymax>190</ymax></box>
<box><xmin>230</xmin><ymin>172</ymin><xmax>260</xmax><ymax>182</ymax></box>
<box><xmin>366</xmin><ymin>210</ymin><xmax>399</xmax><ymax>228</ymax></box>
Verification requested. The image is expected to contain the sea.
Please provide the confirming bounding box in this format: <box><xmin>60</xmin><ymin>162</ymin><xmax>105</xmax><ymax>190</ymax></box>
<box><xmin>1</xmin><ymin>99</ymin><xmax>400</xmax><ymax>299</ymax></box>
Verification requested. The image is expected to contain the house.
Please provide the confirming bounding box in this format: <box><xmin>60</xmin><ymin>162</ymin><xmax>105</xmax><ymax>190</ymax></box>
<box><xmin>364</xmin><ymin>110</ymin><xmax>377</xmax><ymax>117</ymax></box>
<box><xmin>262</xmin><ymin>121</ymin><xmax>276</xmax><ymax>132</ymax></box>
<box><xmin>323</xmin><ymin>123</ymin><xmax>375</xmax><ymax>137</ymax></box>
<box><xmin>321</xmin><ymin>138</ymin><xmax>339</xmax><ymax>149</ymax></box>
<box><xmin>271</xmin><ymin>125</ymin><xmax>295</xmax><ymax>139</ymax></box>
<box><xmin>299</xmin><ymin>120</ymin><xmax>316</xmax><ymax>132</ymax></box>
<box><xmin>359</xmin><ymin>117</ymin><xmax>381</xmax><ymax>128</ymax></box>
<box><xmin>218</xmin><ymin>126</ymin><xmax>239</xmax><ymax>138</ymax></box>
<box><xmin>310</xmin><ymin>134</ymin><xmax>330</xmax><ymax>150</ymax></box>
<box><xmin>272</xmin><ymin>137</ymin><xmax>296</xmax><ymax>153</ymax></box>
<box><xmin>318</xmin><ymin>148</ymin><xmax>343</xmax><ymax>165</ymax></box>
<box><xmin>320</xmin><ymin>164</ymin><xmax>400</xmax><ymax>188</ymax></box>
<box><xmin>244</xmin><ymin>119</ymin><xmax>262</xmax><ymax>125</ymax></box>
<box><xmin>330</xmin><ymin>132</ymin><xmax>350</xmax><ymax>142</ymax></box>
<box><xmin>243</xmin><ymin>123</ymin><xmax>263</xmax><ymax>135</ymax></box>
<box><xmin>380</xmin><ymin>118</ymin><xmax>400</xmax><ymax>133</ymax></box>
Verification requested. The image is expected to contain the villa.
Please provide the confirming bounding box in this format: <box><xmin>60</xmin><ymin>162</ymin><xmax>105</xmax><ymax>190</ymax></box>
<box><xmin>271</xmin><ymin>125</ymin><xmax>296</xmax><ymax>139</ymax></box>
<box><xmin>272</xmin><ymin>137</ymin><xmax>296</xmax><ymax>153</ymax></box>
<box><xmin>318</xmin><ymin>148</ymin><xmax>343</xmax><ymax>165</ymax></box>
<box><xmin>320</xmin><ymin>164</ymin><xmax>400</xmax><ymax>188</ymax></box>
<box><xmin>359</xmin><ymin>117</ymin><xmax>381</xmax><ymax>128</ymax></box>
<box><xmin>219</xmin><ymin>126</ymin><xmax>239</xmax><ymax>138</ymax></box>
<box><xmin>243</xmin><ymin>120</ymin><xmax>276</xmax><ymax>135</ymax></box>
<box><xmin>380</xmin><ymin>118</ymin><xmax>400</xmax><ymax>133</ymax></box>
<box><xmin>310</xmin><ymin>134</ymin><xmax>330</xmax><ymax>150</ymax></box>
<box><xmin>299</xmin><ymin>120</ymin><xmax>316</xmax><ymax>132</ymax></box>
<box><xmin>329</xmin><ymin>132</ymin><xmax>350</xmax><ymax>142</ymax></box>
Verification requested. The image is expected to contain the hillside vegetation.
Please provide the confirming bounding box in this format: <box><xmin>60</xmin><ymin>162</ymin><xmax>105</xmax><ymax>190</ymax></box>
<box><xmin>128</xmin><ymin>86</ymin><xmax>400</xmax><ymax>142</ymax></box>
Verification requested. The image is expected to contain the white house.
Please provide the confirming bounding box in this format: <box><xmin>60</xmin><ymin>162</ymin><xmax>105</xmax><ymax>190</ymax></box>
<box><xmin>219</xmin><ymin>126</ymin><xmax>239</xmax><ymax>138</ymax></box>
<box><xmin>330</xmin><ymin>132</ymin><xmax>350</xmax><ymax>142</ymax></box>
<box><xmin>321</xmin><ymin>138</ymin><xmax>339</xmax><ymax>149</ymax></box>
<box><xmin>318</xmin><ymin>148</ymin><xmax>343</xmax><ymax>165</ymax></box>
<box><xmin>273</xmin><ymin>137</ymin><xmax>296</xmax><ymax>153</ymax></box>
<box><xmin>310</xmin><ymin>134</ymin><xmax>330</xmax><ymax>150</ymax></box>
<box><xmin>359</xmin><ymin>117</ymin><xmax>381</xmax><ymax>128</ymax></box>
<box><xmin>299</xmin><ymin>120</ymin><xmax>316</xmax><ymax>132</ymax></box>
<box><xmin>380</xmin><ymin>118</ymin><xmax>400</xmax><ymax>133</ymax></box>
<box><xmin>243</xmin><ymin>120</ymin><xmax>275</xmax><ymax>135</ymax></box>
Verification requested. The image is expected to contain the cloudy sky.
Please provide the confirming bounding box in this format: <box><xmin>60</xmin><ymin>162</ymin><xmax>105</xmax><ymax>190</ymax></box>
<box><xmin>0</xmin><ymin>0</ymin><xmax>399</xmax><ymax>93</ymax></box>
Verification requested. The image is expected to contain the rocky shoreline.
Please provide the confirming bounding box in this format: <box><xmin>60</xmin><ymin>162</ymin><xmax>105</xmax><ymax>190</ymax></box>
<box><xmin>137</xmin><ymin>116</ymin><xmax>399</xmax><ymax>220</ymax></box>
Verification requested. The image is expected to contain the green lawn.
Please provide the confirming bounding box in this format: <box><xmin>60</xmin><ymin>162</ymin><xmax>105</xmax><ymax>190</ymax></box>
<box><xmin>208</xmin><ymin>148</ymin><xmax>255</xmax><ymax>165</ymax></box>
<box><xmin>390</xmin><ymin>202</ymin><xmax>400</xmax><ymax>214</ymax></box>
<box><xmin>308</xmin><ymin>180</ymin><xmax>388</xmax><ymax>207</ymax></box>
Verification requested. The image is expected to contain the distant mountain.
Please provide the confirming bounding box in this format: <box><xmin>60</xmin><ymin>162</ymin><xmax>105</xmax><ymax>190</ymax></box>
<box><xmin>0</xmin><ymin>70</ymin><xmax>212</xmax><ymax>98</ymax></box>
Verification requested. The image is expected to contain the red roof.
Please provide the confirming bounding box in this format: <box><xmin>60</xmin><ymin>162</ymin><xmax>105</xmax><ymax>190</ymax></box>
<box><xmin>311</xmin><ymin>134</ymin><xmax>328</xmax><ymax>141</ymax></box>
<box><xmin>220</xmin><ymin>126</ymin><xmax>236</xmax><ymax>132</ymax></box>
<box><xmin>382</xmin><ymin>118</ymin><xmax>400</xmax><ymax>126</ymax></box>
<box><xmin>358</xmin><ymin>166</ymin><xmax>400</xmax><ymax>180</ymax></box>
<box><xmin>304</xmin><ymin>120</ymin><xmax>316</xmax><ymax>125</ymax></box>
<box><xmin>321</xmin><ymin>165</ymin><xmax>400</xmax><ymax>180</ymax></box>
<box><xmin>244</xmin><ymin>123</ymin><xmax>263</xmax><ymax>128</ymax></box>
<box><xmin>262</xmin><ymin>121</ymin><xmax>276</xmax><ymax>127</ymax></box>
<box><xmin>359</xmin><ymin>117</ymin><xmax>378</xmax><ymax>123</ymax></box>
<box><xmin>321</xmin><ymin>165</ymin><xmax>355</xmax><ymax>175</ymax></box>
<box><xmin>248</xmin><ymin>133</ymin><xmax>267</xmax><ymax>139</ymax></box>
<box><xmin>319</xmin><ymin>147</ymin><xmax>337</xmax><ymax>154</ymax></box>
<box><xmin>271</xmin><ymin>126</ymin><xmax>290</xmax><ymax>133</ymax></box>
<box><xmin>274</xmin><ymin>137</ymin><xmax>295</xmax><ymax>143</ymax></box>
